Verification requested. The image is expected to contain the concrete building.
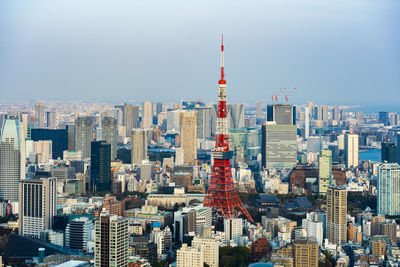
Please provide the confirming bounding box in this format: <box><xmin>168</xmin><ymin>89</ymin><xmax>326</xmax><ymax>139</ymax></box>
<box><xmin>101</xmin><ymin>117</ymin><xmax>117</xmax><ymax>161</ymax></box>
<box><xmin>193</xmin><ymin>237</ymin><xmax>219</xmax><ymax>267</ymax></box>
<box><xmin>344</xmin><ymin>133</ymin><xmax>359</xmax><ymax>168</ymax></box>
<box><xmin>131</xmin><ymin>129</ymin><xmax>148</xmax><ymax>165</ymax></box>
<box><xmin>327</xmin><ymin>186</ymin><xmax>347</xmax><ymax>245</ymax></box>
<box><xmin>318</xmin><ymin>150</ymin><xmax>332</xmax><ymax>195</ymax></box>
<box><xmin>143</xmin><ymin>101</ymin><xmax>153</xmax><ymax>129</ymax></box>
<box><xmin>46</xmin><ymin>111</ymin><xmax>56</xmax><ymax>129</ymax></box>
<box><xmin>35</xmin><ymin>102</ymin><xmax>45</xmax><ymax>128</ymax></box>
<box><xmin>228</xmin><ymin>104</ymin><xmax>245</xmax><ymax>129</ymax></box>
<box><xmin>180</xmin><ymin>111</ymin><xmax>197</xmax><ymax>165</ymax></box>
<box><xmin>94</xmin><ymin>214</ymin><xmax>129</xmax><ymax>267</ymax></box>
<box><xmin>377</xmin><ymin>163</ymin><xmax>400</xmax><ymax>216</ymax></box>
<box><xmin>294</xmin><ymin>238</ymin><xmax>319</xmax><ymax>267</ymax></box>
<box><xmin>267</xmin><ymin>104</ymin><xmax>296</xmax><ymax>125</ymax></box>
<box><xmin>123</xmin><ymin>104</ymin><xmax>139</xmax><ymax>137</ymax></box>
<box><xmin>224</xmin><ymin>218</ymin><xmax>243</xmax><ymax>246</ymax></box>
<box><xmin>75</xmin><ymin>117</ymin><xmax>94</xmax><ymax>159</ymax></box>
<box><xmin>176</xmin><ymin>243</ymin><xmax>204</xmax><ymax>267</ymax></box>
<box><xmin>65</xmin><ymin>217</ymin><xmax>94</xmax><ymax>252</ymax></box>
<box><xmin>18</xmin><ymin>178</ymin><xmax>57</xmax><ymax>238</ymax></box>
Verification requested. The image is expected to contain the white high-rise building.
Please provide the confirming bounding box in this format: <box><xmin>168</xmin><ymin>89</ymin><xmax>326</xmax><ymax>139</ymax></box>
<box><xmin>166</xmin><ymin>110</ymin><xmax>180</xmax><ymax>132</ymax></box>
<box><xmin>377</xmin><ymin>163</ymin><xmax>400</xmax><ymax>216</ymax></box>
<box><xmin>302</xmin><ymin>219</ymin><xmax>323</xmax><ymax>246</ymax></box>
<box><xmin>177</xmin><ymin>243</ymin><xmax>204</xmax><ymax>267</ymax></box>
<box><xmin>32</xmin><ymin>140</ymin><xmax>52</xmax><ymax>164</ymax></box>
<box><xmin>345</xmin><ymin>133</ymin><xmax>359</xmax><ymax>168</ymax></box>
<box><xmin>131</xmin><ymin>129</ymin><xmax>148</xmax><ymax>166</ymax></box>
<box><xmin>19</xmin><ymin>178</ymin><xmax>57</xmax><ymax>237</ymax></box>
<box><xmin>94</xmin><ymin>214</ymin><xmax>129</xmax><ymax>267</ymax></box>
<box><xmin>193</xmin><ymin>237</ymin><xmax>219</xmax><ymax>267</ymax></box>
<box><xmin>304</xmin><ymin>107</ymin><xmax>310</xmax><ymax>139</ymax></box>
<box><xmin>0</xmin><ymin>115</ymin><xmax>25</xmax><ymax>202</ymax></box>
<box><xmin>224</xmin><ymin>218</ymin><xmax>243</xmax><ymax>246</ymax></box>
<box><xmin>143</xmin><ymin>102</ymin><xmax>153</xmax><ymax>128</ymax></box>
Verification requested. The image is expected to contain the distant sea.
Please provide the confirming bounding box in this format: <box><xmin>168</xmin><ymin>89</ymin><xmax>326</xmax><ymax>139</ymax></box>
<box><xmin>346</xmin><ymin>104</ymin><xmax>400</xmax><ymax>114</ymax></box>
<box><xmin>359</xmin><ymin>148</ymin><xmax>381</xmax><ymax>163</ymax></box>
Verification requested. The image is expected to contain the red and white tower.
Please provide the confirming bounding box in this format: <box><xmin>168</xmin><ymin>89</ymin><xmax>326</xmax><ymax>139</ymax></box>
<box><xmin>203</xmin><ymin>36</ymin><xmax>253</xmax><ymax>222</ymax></box>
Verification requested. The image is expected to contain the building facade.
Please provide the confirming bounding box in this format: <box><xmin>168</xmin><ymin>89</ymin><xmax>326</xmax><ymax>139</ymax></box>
<box><xmin>377</xmin><ymin>163</ymin><xmax>400</xmax><ymax>216</ymax></box>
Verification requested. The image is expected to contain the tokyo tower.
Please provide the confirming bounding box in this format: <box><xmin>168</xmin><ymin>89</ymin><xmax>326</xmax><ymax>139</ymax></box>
<box><xmin>203</xmin><ymin>35</ymin><xmax>253</xmax><ymax>222</ymax></box>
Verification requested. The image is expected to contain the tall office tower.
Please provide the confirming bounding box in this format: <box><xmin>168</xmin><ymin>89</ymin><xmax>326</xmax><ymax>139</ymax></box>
<box><xmin>131</xmin><ymin>129</ymin><xmax>147</xmax><ymax>165</ymax></box>
<box><xmin>261</xmin><ymin>124</ymin><xmax>297</xmax><ymax>169</ymax></box>
<box><xmin>31</xmin><ymin>140</ymin><xmax>52</xmax><ymax>164</ymax></box>
<box><xmin>294</xmin><ymin>239</ymin><xmax>319</xmax><ymax>267</ymax></box>
<box><xmin>377</xmin><ymin>163</ymin><xmax>400</xmax><ymax>216</ymax></box>
<box><xmin>318</xmin><ymin>150</ymin><xmax>332</xmax><ymax>195</ymax></box>
<box><xmin>123</xmin><ymin>104</ymin><xmax>139</xmax><ymax>137</ymax></box>
<box><xmin>203</xmin><ymin>37</ymin><xmax>252</xmax><ymax>222</ymax></box>
<box><xmin>0</xmin><ymin>116</ymin><xmax>24</xmax><ymax>202</ymax></box>
<box><xmin>344</xmin><ymin>133</ymin><xmax>359</xmax><ymax>168</ymax></box>
<box><xmin>304</xmin><ymin>107</ymin><xmax>310</xmax><ymax>139</ymax></box>
<box><xmin>114</xmin><ymin>105</ymin><xmax>124</xmax><ymax>126</ymax></box>
<box><xmin>65</xmin><ymin>217</ymin><xmax>95</xmax><ymax>252</ymax></box>
<box><xmin>192</xmin><ymin>237</ymin><xmax>219</xmax><ymax>267</ymax></box>
<box><xmin>35</xmin><ymin>102</ymin><xmax>45</xmax><ymax>128</ymax></box>
<box><xmin>18</xmin><ymin>178</ymin><xmax>57</xmax><ymax>238</ymax></box>
<box><xmin>166</xmin><ymin>109</ymin><xmax>181</xmax><ymax>132</ymax></box>
<box><xmin>266</xmin><ymin>104</ymin><xmax>296</xmax><ymax>125</ymax></box>
<box><xmin>46</xmin><ymin>112</ymin><xmax>56</xmax><ymax>129</ymax></box>
<box><xmin>179</xmin><ymin>110</ymin><xmax>197</xmax><ymax>165</ymax></box>
<box><xmin>379</xmin><ymin>111</ymin><xmax>389</xmax><ymax>126</ymax></box>
<box><xmin>256</xmin><ymin>101</ymin><xmax>262</xmax><ymax>119</ymax></box>
<box><xmin>322</xmin><ymin>105</ymin><xmax>328</xmax><ymax>121</ymax></box>
<box><xmin>307</xmin><ymin>102</ymin><xmax>314</xmax><ymax>118</ymax></box>
<box><xmin>340</xmin><ymin>110</ymin><xmax>346</xmax><ymax>120</ymax></box>
<box><xmin>94</xmin><ymin>214</ymin><xmax>129</xmax><ymax>267</ymax></box>
<box><xmin>333</xmin><ymin>108</ymin><xmax>340</xmax><ymax>121</ymax></box>
<box><xmin>224</xmin><ymin>218</ymin><xmax>243</xmax><ymax>245</ymax></box>
<box><xmin>381</xmin><ymin>142</ymin><xmax>397</xmax><ymax>163</ymax></box>
<box><xmin>228</xmin><ymin>104</ymin><xmax>245</xmax><ymax>129</ymax></box>
<box><xmin>327</xmin><ymin>186</ymin><xmax>347</xmax><ymax>245</ymax></box>
<box><xmin>143</xmin><ymin>101</ymin><xmax>153</xmax><ymax>128</ymax></box>
<box><xmin>196</xmin><ymin>107</ymin><xmax>212</xmax><ymax>139</ymax></box>
<box><xmin>90</xmin><ymin>141</ymin><xmax>111</xmax><ymax>192</ymax></box>
<box><xmin>67</xmin><ymin>125</ymin><xmax>75</xmax><ymax>151</ymax></box>
<box><xmin>31</xmin><ymin>128</ymin><xmax>68</xmax><ymax>159</ymax></box>
<box><xmin>20</xmin><ymin>112</ymin><xmax>29</xmax><ymax>141</ymax></box>
<box><xmin>156</xmin><ymin>102</ymin><xmax>163</xmax><ymax>115</ymax></box>
<box><xmin>176</xmin><ymin>244</ymin><xmax>204</xmax><ymax>267</ymax></box>
<box><xmin>101</xmin><ymin>117</ymin><xmax>117</xmax><ymax>161</ymax></box>
<box><xmin>75</xmin><ymin>117</ymin><xmax>94</xmax><ymax>159</ymax></box>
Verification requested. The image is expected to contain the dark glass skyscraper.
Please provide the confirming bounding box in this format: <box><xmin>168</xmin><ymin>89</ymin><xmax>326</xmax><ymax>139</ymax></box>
<box><xmin>31</xmin><ymin>128</ymin><xmax>68</xmax><ymax>159</ymax></box>
<box><xmin>382</xmin><ymin>142</ymin><xmax>397</xmax><ymax>163</ymax></box>
<box><xmin>90</xmin><ymin>141</ymin><xmax>111</xmax><ymax>192</ymax></box>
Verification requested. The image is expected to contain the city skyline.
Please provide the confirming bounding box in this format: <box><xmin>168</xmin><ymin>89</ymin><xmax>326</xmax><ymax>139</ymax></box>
<box><xmin>0</xmin><ymin>0</ymin><xmax>399</xmax><ymax>105</ymax></box>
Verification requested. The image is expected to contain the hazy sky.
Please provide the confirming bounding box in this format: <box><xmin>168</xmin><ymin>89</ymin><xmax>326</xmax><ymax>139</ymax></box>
<box><xmin>0</xmin><ymin>0</ymin><xmax>399</xmax><ymax>105</ymax></box>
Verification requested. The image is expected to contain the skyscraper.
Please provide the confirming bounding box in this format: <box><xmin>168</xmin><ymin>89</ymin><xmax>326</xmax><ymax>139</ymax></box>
<box><xmin>143</xmin><ymin>101</ymin><xmax>153</xmax><ymax>128</ymax></box>
<box><xmin>377</xmin><ymin>163</ymin><xmax>400</xmax><ymax>216</ymax></box>
<box><xmin>261</xmin><ymin>124</ymin><xmax>297</xmax><ymax>169</ymax></box>
<box><xmin>379</xmin><ymin>111</ymin><xmax>389</xmax><ymax>126</ymax></box>
<box><xmin>344</xmin><ymin>133</ymin><xmax>359</xmax><ymax>168</ymax></box>
<box><xmin>131</xmin><ymin>129</ymin><xmax>147</xmax><ymax>165</ymax></box>
<box><xmin>196</xmin><ymin>107</ymin><xmax>212</xmax><ymax>140</ymax></box>
<box><xmin>18</xmin><ymin>178</ymin><xmax>57</xmax><ymax>237</ymax></box>
<box><xmin>101</xmin><ymin>117</ymin><xmax>117</xmax><ymax>161</ymax></box>
<box><xmin>179</xmin><ymin>110</ymin><xmax>197</xmax><ymax>165</ymax></box>
<box><xmin>266</xmin><ymin>104</ymin><xmax>296</xmax><ymax>125</ymax></box>
<box><xmin>156</xmin><ymin>102</ymin><xmax>163</xmax><ymax>115</ymax></box>
<box><xmin>67</xmin><ymin>124</ymin><xmax>75</xmax><ymax>151</ymax></box>
<box><xmin>65</xmin><ymin>217</ymin><xmax>95</xmax><ymax>252</ymax></box>
<box><xmin>0</xmin><ymin>115</ymin><xmax>24</xmax><ymax>202</ymax></box>
<box><xmin>46</xmin><ymin>112</ymin><xmax>56</xmax><ymax>129</ymax></box>
<box><xmin>224</xmin><ymin>218</ymin><xmax>243</xmax><ymax>246</ymax></box>
<box><xmin>318</xmin><ymin>150</ymin><xmax>332</xmax><ymax>195</ymax></box>
<box><xmin>304</xmin><ymin>106</ymin><xmax>310</xmax><ymax>139</ymax></box>
<box><xmin>381</xmin><ymin>142</ymin><xmax>397</xmax><ymax>163</ymax></box>
<box><xmin>228</xmin><ymin>104</ymin><xmax>245</xmax><ymax>129</ymax></box>
<box><xmin>94</xmin><ymin>214</ymin><xmax>129</xmax><ymax>267</ymax></box>
<box><xmin>294</xmin><ymin>239</ymin><xmax>319</xmax><ymax>267</ymax></box>
<box><xmin>90</xmin><ymin>141</ymin><xmax>111</xmax><ymax>192</ymax></box>
<box><xmin>75</xmin><ymin>117</ymin><xmax>94</xmax><ymax>159</ymax></box>
<box><xmin>256</xmin><ymin>101</ymin><xmax>262</xmax><ymax>119</ymax></box>
<box><xmin>327</xmin><ymin>186</ymin><xmax>347</xmax><ymax>245</ymax></box>
<box><xmin>35</xmin><ymin>102</ymin><xmax>45</xmax><ymax>128</ymax></box>
<box><xmin>123</xmin><ymin>104</ymin><xmax>139</xmax><ymax>137</ymax></box>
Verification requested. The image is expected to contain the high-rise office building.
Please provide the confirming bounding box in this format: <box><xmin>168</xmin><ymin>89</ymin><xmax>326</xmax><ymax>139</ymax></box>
<box><xmin>176</xmin><ymin>243</ymin><xmax>204</xmax><ymax>267</ymax></box>
<box><xmin>31</xmin><ymin>128</ymin><xmax>68</xmax><ymax>159</ymax></box>
<box><xmin>379</xmin><ymin>111</ymin><xmax>389</xmax><ymax>126</ymax></box>
<box><xmin>179</xmin><ymin>110</ymin><xmax>197</xmax><ymax>165</ymax></box>
<box><xmin>381</xmin><ymin>142</ymin><xmax>397</xmax><ymax>163</ymax></box>
<box><xmin>114</xmin><ymin>105</ymin><xmax>124</xmax><ymax>126</ymax></box>
<box><xmin>0</xmin><ymin>116</ymin><xmax>24</xmax><ymax>202</ymax></box>
<box><xmin>46</xmin><ymin>112</ymin><xmax>56</xmax><ymax>129</ymax></box>
<box><xmin>67</xmin><ymin>125</ymin><xmax>75</xmax><ymax>152</ymax></box>
<box><xmin>327</xmin><ymin>186</ymin><xmax>347</xmax><ymax>245</ymax></box>
<box><xmin>266</xmin><ymin>104</ymin><xmax>296</xmax><ymax>125</ymax></box>
<box><xmin>75</xmin><ymin>117</ymin><xmax>94</xmax><ymax>159</ymax></box>
<box><xmin>65</xmin><ymin>217</ymin><xmax>94</xmax><ymax>252</ymax></box>
<box><xmin>192</xmin><ymin>237</ymin><xmax>219</xmax><ymax>267</ymax></box>
<box><xmin>143</xmin><ymin>101</ymin><xmax>153</xmax><ymax>128</ymax></box>
<box><xmin>166</xmin><ymin>109</ymin><xmax>180</xmax><ymax>132</ymax></box>
<box><xmin>35</xmin><ymin>102</ymin><xmax>45</xmax><ymax>128</ymax></box>
<box><xmin>304</xmin><ymin>107</ymin><xmax>310</xmax><ymax>139</ymax></box>
<box><xmin>261</xmin><ymin>124</ymin><xmax>297</xmax><ymax>169</ymax></box>
<box><xmin>318</xmin><ymin>150</ymin><xmax>332</xmax><ymax>195</ymax></box>
<box><xmin>101</xmin><ymin>117</ymin><xmax>117</xmax><ymax>161</ymax></box>
<box><xmin>315</xmin><ymin>105</ymin><xmax>328</xmax><ymax>121</ymax></box>
<box><xmin>256</xmin><ymin>101</ymin><xmax>262</xmax><ymax>119</ymax></box>
<box><xmin>196</xmin><ymin>107</ymin><xmax>212</xmax><ymax>139</ymax></box>
<box><xmin>18</xmin><ymin>178</ymin><xmax>57</xmax><ymax>238</ymax></box>
<box><xmin>228</xmin><ymin>104</ymin><xmax>245</xmax><ymax>129</ymax></box>
<box><xmin>377</xmin><ymin>163</ymin><xmax>400</xmax><ymax>216</ymax></box>
<box><xmin>123</xmin><ymin>104</ymin><xmax>139</xmax><ymax>137</ymax></box>
<box><xmin>156</xmin><ymin>102</ymin><xmax>163</xmax><ymax>115</ymax></box>
<box><xmin>332</xmin><ymin>108</ymin><xmax>340</xmax><ymax>121</ymax></box>
<box><xmin>344</xmin><ymin>133</ymin><xmax>359</xmax><ymax>168</ymax></box>
<box><xmin>90</xmin><ymin>141</ymin><xmax>111</xmax><ymax>192</ymax></box>
<box><xmin>294</xmin><ymin>239</ymin><xmax>319</xmax><ymax>267</ymax></box>
<box><xmin>131</xmin><ymin>129</ymin><xmax>148</xmax><ymax>165</ymax></box>
<box><xmin>224</xmin><ymin>218</ymin><xmax>243</xmax><ymax>246</ymax></box>
<box><xmin>94</xmin><ymin>214</ymin><xmax>129</xmax><ymax>267</ymax></box>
